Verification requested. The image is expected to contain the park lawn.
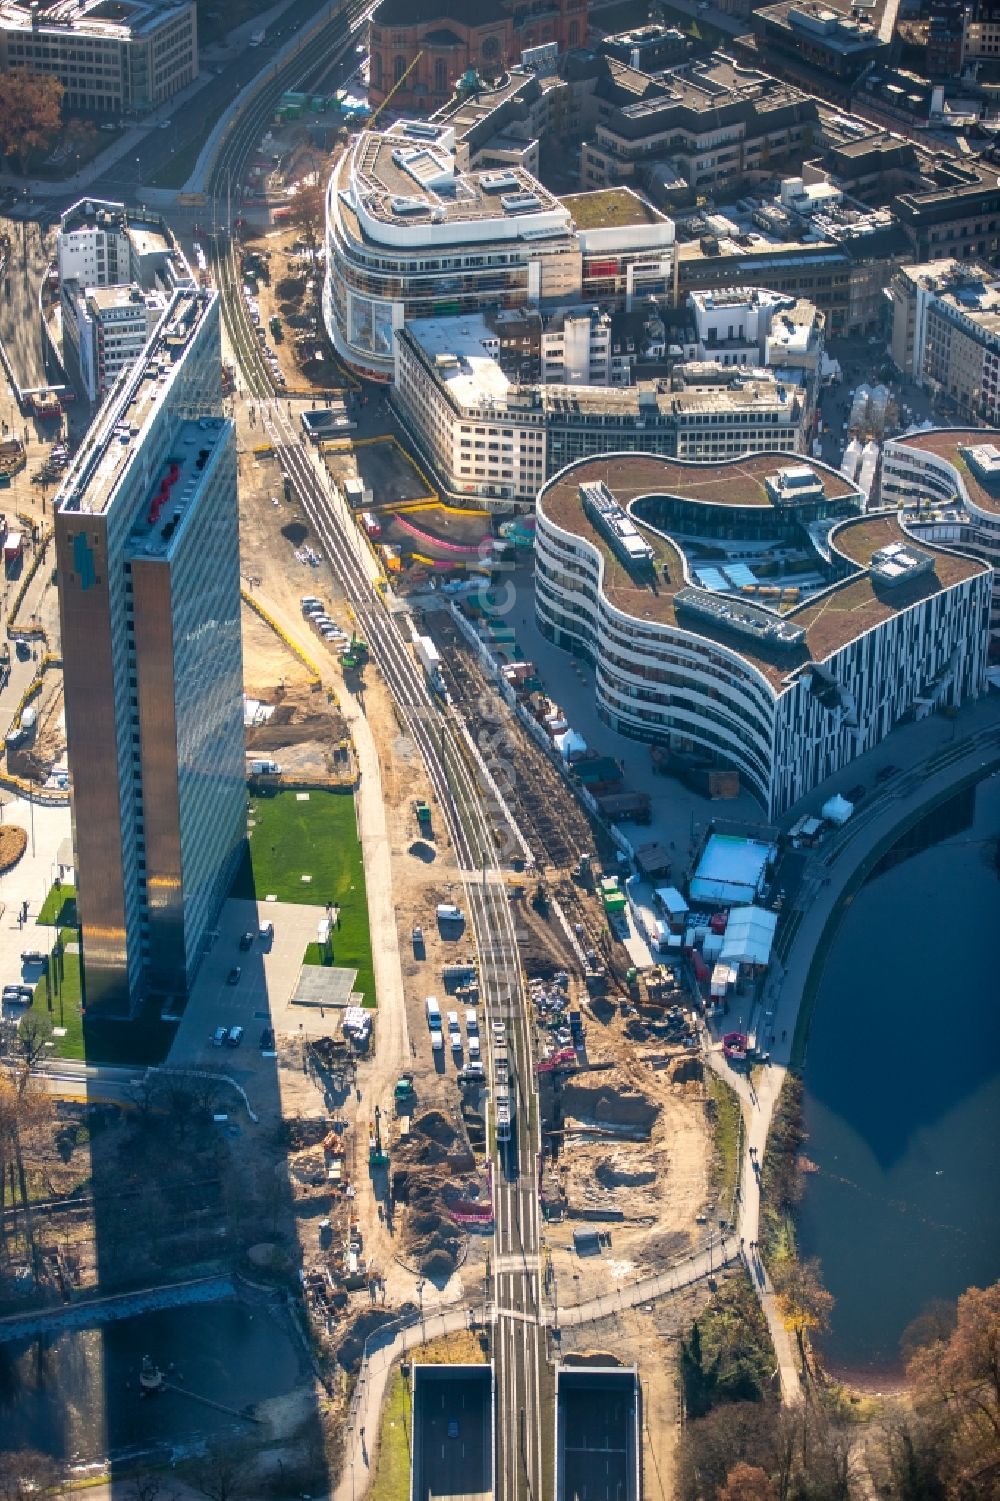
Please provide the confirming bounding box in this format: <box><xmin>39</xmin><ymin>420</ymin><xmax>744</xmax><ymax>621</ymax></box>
<box><xmin>28</xmin><ymin>943</ymin><xmax>175</xmax><ymax>1065</ymax></box>
<box><xmin>370</xmin><ymin>1368</ymin><xmax>412</xmax><ymax>1501</ymax></box>
<box><xmin>36</xmin><ymin>882</ymin><xmax>77</xmax><ymax>929</ymax></box>
<box><xmin>235</xmin><ymin>789</ymin><xmax>377</xmax><ymax>1006</ymax></box>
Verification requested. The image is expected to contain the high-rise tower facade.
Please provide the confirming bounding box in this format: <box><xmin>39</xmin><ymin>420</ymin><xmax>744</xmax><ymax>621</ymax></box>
<box><xmin>55</xmin><ymin>288</ymin><xmax>245</xmax><ymax>1017</ymax></box>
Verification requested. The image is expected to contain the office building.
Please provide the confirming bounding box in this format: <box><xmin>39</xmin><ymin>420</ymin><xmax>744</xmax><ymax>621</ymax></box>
<box><xmin>579</xmin><ymin>54</ymin><xmax>819</xmax><ymax>196</ymax></box>
<box><xmin>752</xmin><ymin>2</ymin><xmax>890</xmax><ymax>84</ymax></box>
<box><xmin>887</xmin><ymin>260</ymin><xmax>1000</xmax><ymax>425</ymax></box>
<box><xmin>534</xmin><ymin>453</ymin><xmax>990</xmax><ymax>817</ymax></box>
<box><xmin>673</xmin><ymin>176</ymin><xmax>907</xmax><ymax>337</ymax></box>
<box><xmin>394</xmin><ymin>307</ymin><xmax>815</xmax><ymax>505</ymax></box>
<box><xmin>687</xmin><ymin>287</ymin><xmax>824</xmax><ymax>380</ymax></box>
<box><xmin>324</xmin><ymin>120</ymin><xmax>674</xmax><ymax>380</ymax></box>
<box><xmin>880</xmin><ymin>428</ymin><xmax>1000</xmax><ymax>642</ymax></box>
<box><xmin>57</xmin><ymin>198</ymin><xmax>193</xmax><ymax>404</ymax></box>
<box><xmin>0</xmin><ymin>0</ymin><xmax>197</xmax><ymax>114</ymax></box>
<box><xmin>54</xmin><ymin>288</ymin><xmax>245</xmax><ymax>1017</ymax></box>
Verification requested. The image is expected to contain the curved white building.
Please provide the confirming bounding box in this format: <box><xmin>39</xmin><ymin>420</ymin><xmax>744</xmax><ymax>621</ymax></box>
<box><xmin>324</xmin><ymin>120</ymin><xmax>674</xmax><ymax>381</ymax></box>
<box><xmin>880</xmin><ymin>428</ymin><xmax>1000</xmax><ymax>643</ymax></box>
<box><xmin>535</xmin><ymin>453</ymin><xmax>991</xmax><ymax>817</ymax></box>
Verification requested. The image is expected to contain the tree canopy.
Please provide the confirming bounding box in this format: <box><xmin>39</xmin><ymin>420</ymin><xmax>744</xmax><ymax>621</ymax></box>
<box><xmin>0</xmin><ymin>74</ymin><xmax>63</xmax><ymax>170</ymax></box>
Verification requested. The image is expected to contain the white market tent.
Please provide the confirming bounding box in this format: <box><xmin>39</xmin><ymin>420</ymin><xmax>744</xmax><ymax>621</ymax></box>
<box><xmin>689</xmin><ymin>834</ymin><xmax>777</xmax><ymax>907</ymax></box>
<box><xmin>711</xmin><ymin>962</ymin><xmax>739</xmax><ymax>998</ymax></box>
<box><xmin>822</xmin><ymin>793</ymin><xmax>854</xmax><ymax>827</ymax></box>
<box><xmin>554</xmin><ymin>728</ymin><xmax>587</xmax><ymax>761</ymax></box>
<box><xmin>654</xmin><ymin>885</ymin><xmax>689</xmax><ymax>921</ymax></box>
<box><xmin>719</xmin><ymin>906</ymin><xmax>777</xmax><ymax>967</ymax></box>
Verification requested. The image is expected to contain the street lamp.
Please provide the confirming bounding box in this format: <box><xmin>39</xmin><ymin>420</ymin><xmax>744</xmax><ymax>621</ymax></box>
<box><xmin>135</xmin><ymin>156</ymin><xmax>142</xmax><ymax>188</ymax></box>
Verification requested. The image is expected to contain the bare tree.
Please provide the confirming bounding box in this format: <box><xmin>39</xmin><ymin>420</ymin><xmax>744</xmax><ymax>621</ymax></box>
<box><xmin>123</xmin><ymin>1477</ymin><xmax>179</xmax><ymax>1501</ymax></box>
<box><xmin>16</xmin><ymin>1011</ymin><xmax>53</xmax><ymax>1073</ymax></box>
<box><xmin>191</xmin><ymin>1454</ymin><xmax>249</xmax><ymax>1501</ymax></box>
<box><xmin>0</xmin><ymin>1447</ymin><xmax>61</xmax><ymax>1500</ymax></box>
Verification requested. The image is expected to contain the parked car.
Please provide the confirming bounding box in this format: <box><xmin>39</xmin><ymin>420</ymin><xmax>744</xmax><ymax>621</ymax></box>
<box><xmin>20</xmin><ymin>950</ymin><xmax>45</xmax><ymax>966</ymax></box>
<box><xmin>211</xmin><ymin>1025</ymin><xmax>228</xmax><ymax>1047</ymax></box>
<box><xmin>259</xmin><ymin>920</ymin><xmax>274</xmax><ymax>944</ymax></box>
<box><xmin>226</xmin><ymin>1025</ymin><xmax>244</xmax><ymax>1047</ymax></box>
<box><xmin>227</xmin><ymin>966</ymin><xmax>241</xmax><ymax>985</ymax></box>
<box><xmin>239</xmin><ymin>930</ymin><xmax>254</xmax><ymax>950</ymax></box>
<box><xmin>259</xmin><ymin>1026</ymin><xmax>275</xmax><ymax>1050</ymax></box>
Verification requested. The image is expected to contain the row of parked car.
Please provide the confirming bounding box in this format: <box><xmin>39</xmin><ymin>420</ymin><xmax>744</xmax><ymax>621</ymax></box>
<box><xmin>301</xmin><ymin>596</ymin><xmax>351</xmax><ymax>653</ymax></box>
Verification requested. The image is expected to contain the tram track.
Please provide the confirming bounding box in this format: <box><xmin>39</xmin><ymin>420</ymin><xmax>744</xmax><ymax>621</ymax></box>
<box><xmin>211</xmin><ymin>35</ymin><xmax>548</xmax><ymax>1481</ymax></box>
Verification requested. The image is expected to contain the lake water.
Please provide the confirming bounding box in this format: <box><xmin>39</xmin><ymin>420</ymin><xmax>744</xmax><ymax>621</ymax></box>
<box><xmin>0</xmin><ymin>1296</ymin><xmax>305</xmax><ymax>1463</ymax></box>
<box><xmin>797</xmin><ymin>770</ymin><xmax>1000</xmax><ymax>1381</ymax></box>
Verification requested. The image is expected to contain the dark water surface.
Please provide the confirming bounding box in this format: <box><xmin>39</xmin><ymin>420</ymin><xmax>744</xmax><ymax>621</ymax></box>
<box><xmin>0</xmin><ymin>1297</ymin><xmax>303</xmax><ymax>1462</ymax></box>
<box><xmin>798</xmin><ymin>771</ymin><xmax>1000</xmax><ymax>1380</ymax></box>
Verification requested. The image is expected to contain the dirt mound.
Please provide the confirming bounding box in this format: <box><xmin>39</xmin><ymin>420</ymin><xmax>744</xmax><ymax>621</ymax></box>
<box><xmin>670</xmin><ymin>1056</ymin><xmax>703</xmax><ymax>1084</ymax></box>
<box><xmin>416</xmin><ymin>1111</ymin><xmax>459</xmax><ymax>1149</ymax></box>
<box><xmin>403</xmin><ymin>1178</ymin><xmax>464</xmax><ymax>1281</ymax></box>
<box><xmin>561</xmin><ymin>1081</ymin><xmax>660</xmax><ymax>1137</ymax></box>
<box><xmin>595</xmin><ymin>1159</ymin><xmax>656</xmax><ymax>1189</ymax></box>
<box><xmin>337</xmin><ymin>1303</ymin><xmax>417</xmax><ymax>1370</ymax></box>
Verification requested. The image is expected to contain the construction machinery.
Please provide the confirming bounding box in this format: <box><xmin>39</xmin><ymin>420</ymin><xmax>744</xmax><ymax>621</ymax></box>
<box><xmin>414</xmin><ymin>800</ymin><xmax>432</xmax><ymax>835</ymax></box>
<box><xmin>369</xmin><ymin>1105</ymin><xmax>389</xmax><ymax>1168</ymax></box>
<box><xmin>394</xmin><ymin>1074</ymin><xmax>414</xmax><ymax>1105</ymax></box>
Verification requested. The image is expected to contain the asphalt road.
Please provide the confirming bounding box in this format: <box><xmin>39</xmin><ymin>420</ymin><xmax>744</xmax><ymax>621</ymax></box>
<box><xmin>0</xmin><ymin>219</ymin><xmax>55</xmax><ymax>392</ymax></box>
<box><xmin>92</xmin><ymin>0</ymin><xmax>360</xmax><ymax>201</ymax></box>
<box><xmin>560</xmin><ymin>1387</ymin><xmax>630</xmax><ymax>1501</ymax></box>
<box><xmin>414</xmin><ymin>1373</ymin><xmax>491</xmax><ymax>1501</ymax></box>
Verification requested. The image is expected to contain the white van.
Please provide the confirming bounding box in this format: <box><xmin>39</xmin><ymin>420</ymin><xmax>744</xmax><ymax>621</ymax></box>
<box><xmin>259</xmin><ymin>920</ymin><xmax>274</xmax><ymax>945</ymax></box>
<box><xmin>436</xmin><ymin>903</ymin><xmax>463</xmax><ymax>922</ymax></box>
<box><xmin>465</xmin><ymin>1008</ymin><xmax>478</xmax><ymax>1033</ymax></box>
<box><xmin>425</xmin><ymin>996</ymin><xmax>441</xmax><ymax>1027</ymax></box>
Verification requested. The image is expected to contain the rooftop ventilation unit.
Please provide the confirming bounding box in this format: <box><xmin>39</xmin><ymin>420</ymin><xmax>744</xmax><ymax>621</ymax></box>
<box><xmin>675</xmin><ymin>586</ymin><xmax>806</xmax><ymax>652</ymax></box>
<box><xmin>400</xmin><ymin>121</ymin><xmax>441</xmax><ymax>139</ymax></box>
<box><xmin>389</xmin><ymin>195</ymin><xmax>430</xmax><ymax>215</ymax></box>
<box><xmin>482</xmin><ymin>172</ymin><xmax>521</xmax><ymax>192</ymax></box>
<box><xmin>580</xmin><ymin>480</ymin><xmax>654</xmax><ymax>568</ymax></box>
<box><xmin>869</xmin><ymin>539</ymin><xmax>935</xmax><ymax>587</ymax></box>
<box><xmin>500</xmin><ymin>192</ymin><xmax>542</xmax><ymax>212</ymax></box>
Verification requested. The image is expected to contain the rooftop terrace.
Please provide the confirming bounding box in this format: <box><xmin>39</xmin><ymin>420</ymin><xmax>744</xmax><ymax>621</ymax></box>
<box><xmin>57</xmin><ymin>287</ymin><xmax>214</xmax><ymax>519</ymax></box>
<box><xmin>560</xmin><ymin>188</ymin><xmax>665</xmax><ymax>230</ymax></box>
<box><xmin>895</xmin><ymin>427</ymin><xmax>1000</xmax><ymax>516</ymax></box>
<box><xmin>538</xmin><ymin>455</ymin><xmax>986</xmax><ymax>690</ymax></box>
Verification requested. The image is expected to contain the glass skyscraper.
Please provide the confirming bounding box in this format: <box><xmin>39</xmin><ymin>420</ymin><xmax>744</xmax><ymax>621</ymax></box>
<box><xmin>54</xmin><ymin>288</ymin><xmax>245</xmax><ymax>1017</ymax></box>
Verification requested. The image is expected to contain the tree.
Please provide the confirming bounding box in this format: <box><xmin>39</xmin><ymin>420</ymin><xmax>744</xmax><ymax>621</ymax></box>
<box><xmin>16</xmin><ymin>1010</ymin><xmax>54</xmax><ymax>1072</ymax></box>
<box><xmin>123</xmin><ymin>1476</ymin><xmax>178</xmax><ymax>1501</ymax></box>
<box><xmin>718</xmin><ymin>1464</ymin><xmax>777</xmax><ymax>1501</ymax></box>
<box><xmin>907</xmin><ymin>1279</ymin><xmax>1000</xmax><ymax>1494</ymax></box>
<box><xmin>678</xmin><ymin>1401</ymin><xmax>779</xmax><ymax>1501</ymax></box>
<box><xmin>771</xmin><ymin>1255</ymin><xmax>834</xmax><ymax>1343</ymax></box>
<box><xmin>0</xmin><ymin>1447</ymin><xmax>61</xmax><ymax>1500</ymax></box>
<box><xmin>191</xmin><ymin>1455</ymin><xmax>249</xmax><ymax>1501</ymax></box>
<box><xmin>288</xmin><ymin>179</ymin><xmax>325</xmax><ymax>269</ymax></box>
<box><xmin>0</xmin><ymin>75</ymin><xmax>63</xmax><ymax>172</ymax></box>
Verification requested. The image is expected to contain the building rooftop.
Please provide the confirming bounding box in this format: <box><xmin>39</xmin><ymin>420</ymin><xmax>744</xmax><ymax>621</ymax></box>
<box><xmin>84</xmin><ymin>283</ymin><xmax>167</xmax><ymax>313</ymax></box>
<box><xmin>894</xmin><ymin>427</ymin><xmax>1000</xmax><ymax>515</ymax></box>
<box><xmin>896</xmin><ymin>260</ymin><xmax>1000</xmax><ymax>335</ymax></box>
<box><xmin>757</xmin><ymin>0</ymin><xmax>884</xmax><ymax>54</ymax></box>
<box><xmin>560</xmin><ymin>187</ymin><xmax>664</xmax><ymax>229</ymax></box>
<box><xmin>126</xmin><ymin>416</ymin><xmax>228</xmax><ymax>559</ymax></box>
<box><xmin>347</xmin><ymin>123</ymin><xmax>566</xmax><ymax>231</ymax></box>
<box><xmin>538</xmin><ymin>454</ymin><xmax>984</xmax><ymax>690</ymax></box>
<box><xmin>57</xmin><ymin>287</ymin><xmax>216</xmax><ymax>520</ymax></box>
<box><xmin>0</xmin><ymin>0</ymin><xmax>189</xmax><ymax>39</ymax></box>
<box><xmin>402</xmin><ymin>312</ymin><xmax>806</xmax><ymax>418</ymax></box>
